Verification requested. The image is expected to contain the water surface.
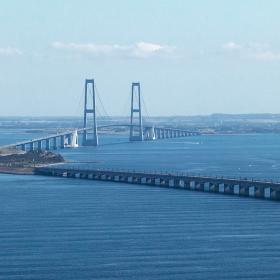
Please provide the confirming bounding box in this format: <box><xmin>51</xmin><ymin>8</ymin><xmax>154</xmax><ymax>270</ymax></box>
<box><xmin>1</xmin><ymin>128</ymin><xmax>280</xmax><ymax>279</ymax></box>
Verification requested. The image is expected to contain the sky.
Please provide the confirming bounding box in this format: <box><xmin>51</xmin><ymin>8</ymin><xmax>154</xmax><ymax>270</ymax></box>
<box><xmin>1</xmin><ymin>0</ymin><xmax>280</xmax><ymax>116</ymax></box>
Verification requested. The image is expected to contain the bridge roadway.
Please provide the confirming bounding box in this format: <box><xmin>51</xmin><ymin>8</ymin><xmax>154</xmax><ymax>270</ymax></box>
<box><xmin>34</xmin><ymin>166</ymin><xmax>280</xmax><ymax>201</ymax></box>
<box><xmin>3</xmin><ymin>125</ymin><xmax>199</xmax><ymax>151</ymax></box>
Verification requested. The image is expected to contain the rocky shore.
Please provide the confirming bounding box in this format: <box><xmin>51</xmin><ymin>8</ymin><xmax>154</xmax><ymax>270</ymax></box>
<box><xmin>0</xmin><ymin>149</ymin><xmax>64</xmax><ymax>175</ymax></box>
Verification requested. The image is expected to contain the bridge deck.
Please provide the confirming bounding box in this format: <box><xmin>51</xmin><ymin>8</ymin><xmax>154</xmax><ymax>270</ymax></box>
<box><xmin>34</xmin><ymin>166</ymin><xmax>280</xmax><ymax>201</ymax></box>
<box><xmin>1</xmin><ymin>125</ymin><xmax>199</xmax><ymax>150</ymax></box>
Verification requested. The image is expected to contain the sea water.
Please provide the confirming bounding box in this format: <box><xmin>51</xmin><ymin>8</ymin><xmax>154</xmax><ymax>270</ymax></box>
<box><xmin>1</xmin><ymin>126</ymin><xmax>280</xmax><ymax>279</ymax></box>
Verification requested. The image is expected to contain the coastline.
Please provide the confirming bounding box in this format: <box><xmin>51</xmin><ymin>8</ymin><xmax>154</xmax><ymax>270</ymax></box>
<box><xmin>0</xmin><ymin>167</ymin><xmax>35</xmax><ymax>175</ymax></box>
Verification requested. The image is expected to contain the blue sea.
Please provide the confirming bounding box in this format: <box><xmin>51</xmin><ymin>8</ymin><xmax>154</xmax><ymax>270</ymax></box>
<box><xmin>1</xmin><ymin>125</ymin><xmax>280</xmax><ymax>279</ymax></box>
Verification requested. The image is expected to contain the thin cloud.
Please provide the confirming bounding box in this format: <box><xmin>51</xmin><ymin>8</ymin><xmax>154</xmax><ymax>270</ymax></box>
<box><xmin>222</xmin><ymin>41</ymin><xmax>280</xmax><ymax>61</ymax></box>
<box><xmin>223</xmin><ymin>41</ymin><xmax>242</xmax><ymax>51</ymax></box>
<box><xmin>51</xmin><ymin>41</ymin><xmax>175</xmax><ymax>58</ymax></box>
<box><xmin>251</xmin><ymin>51</ymin><xmax>280</xmax><ymax>61</ymax></box>
<box><xmin>0</xmin><ymin>47</ymin><xmax>23</xmax><ymax>56</ymax></box>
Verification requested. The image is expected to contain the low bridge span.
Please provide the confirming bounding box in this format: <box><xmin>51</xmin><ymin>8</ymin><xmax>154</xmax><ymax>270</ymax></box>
<box><xmin>2</xmin><ymin>125</ymin><xmax>199</xmax><ymax>152</ymax></box>
<box><xmin>35</xmin><ymin>166</ymin><xmax>280</xmax><ymax>201</ymax></box>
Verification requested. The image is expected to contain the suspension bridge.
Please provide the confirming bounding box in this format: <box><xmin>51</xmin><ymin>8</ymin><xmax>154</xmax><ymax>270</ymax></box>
<box><xmin>5</xmin><ymin>79</ymin><xmax>199</xmax><ymax>151</ymax></box>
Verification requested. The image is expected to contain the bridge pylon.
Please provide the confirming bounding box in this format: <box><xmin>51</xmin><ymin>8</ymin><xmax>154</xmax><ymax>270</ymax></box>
<box><xmin>82</xmin><ymin>79</ymin><xmax>98</xmax><ymax>146</ymax></box>
<box><xmin>129</xmin><ymin>82</ymin><xmax>143</xmax><ymax>141</ymax></box>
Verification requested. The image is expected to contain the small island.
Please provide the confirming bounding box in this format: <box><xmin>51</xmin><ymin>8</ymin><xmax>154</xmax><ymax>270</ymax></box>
<box><xmin>0</xmin><ymin>147</ymin><xmax>64</xmax><ymax>175</ymax></box>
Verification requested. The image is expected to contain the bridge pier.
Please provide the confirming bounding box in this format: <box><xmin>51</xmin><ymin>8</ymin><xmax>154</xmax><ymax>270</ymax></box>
<box><xmin>264</xmin><ymin>187</ymin><xmax>271</xmax><ymax>199</ymax></box>
<box><xmin>37</xmin><ymin>141</ymin><xmax>42</xmax><ymax>151</ymax></box>
<box><xmin>29</xmin><ymin>142</ymin><xmax>34</xmax><ymax>151</ymax></box>
<box><xmin>218</xmin><ymin>183</ymin><xmax>225</xmax><ymax>193</ymax></box>
<box><xmin>34</xmin><ymin>168</ymin><xmax>280</xmax><ymax>202</ymax></box>
<box><xmin>53</xmin><ymin>137</ymin><xmax>57</xmax><ymax>150</ymax></box>
<box><xmin>168</xmin><ymin>130</ymin><xmax>171</xmax><ymax>138</ymax></box>
<box><xmin>233</xmin><ymin>184</ymin><xmax>240</xmax><ymax>195</ymax></box>
<box><xmin>66</xmin><ymin>134</ymin><xmax>71</xmax><ymax>146</ymax></box>
<box><xmin>45</xmin><ymin>139</ymin><xmax>50</xmax><ymax>151</ymax></box>
<box><xmin>144</xmin><ymin>127</ymin><xmax>156</xmax><ymax>141</ymax></box>
<box><xmin>60</xmin><ymin>135</ymin><xmax>65</xmax><ymax>149</ymax></box>
<box><xmin>204</xmin><ymin>182</ymin><xmax>210</xmax><ymax>192</ymax></box>
<box><xmin>249</xmin><ymin>186</ymin><xmax>256</xmax><ymax>197</ymax></box>
<box><xmin>71</xmin><ymin>131</ymin><xmax>79</xmax><ymax>147</ymax></box>
<box><xmin>167</xmin><ymin>129</ymin><xmax>171</xmax><ymax>138</ymax></box>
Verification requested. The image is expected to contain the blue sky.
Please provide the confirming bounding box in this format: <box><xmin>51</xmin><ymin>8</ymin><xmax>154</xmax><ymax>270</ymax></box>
<box><xmin>1</xmin><ymin>0</ymin><xmax>280</xmax><ymax>116</ymax></box>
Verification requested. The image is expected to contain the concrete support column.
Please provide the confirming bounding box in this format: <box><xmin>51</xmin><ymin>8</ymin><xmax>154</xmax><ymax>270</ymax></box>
<box><xmin>38</xmin><ymin>141</ymin><xmax>42</xmax><ymax>150</ymax></box>
<box><xmin>46</xmin><ymin>139</ymin><xmax>50</xmax><ymax>151</ymax></box>
<box><xmin>141</xmin><ymin>177</ymin><xmax>147</xmax><ymax>184</ymax></box>
<box><xmin>154</xmin><ymin>129</ymin><xmax>159</xmax><ymax>139</ymax></box>
<box><xmin>158</xmin><ymin>129</ymin><xmax>161</xmax><ymax>139</ymax></box>
<box><xmin>53</xmin><ymin>137</ymin><xmax>57</xmax><ymax>150</ymax></box>
<box><xmin>67</xmin><ymin>134</ymin><xmax>71</xmax><ymax>145</ymax></box>
<box><xmin>60</xmin><ymin>135</ymin><xmax>65</xmax><ymax>149</ymax></box>
<box><xmin>161</xmin><ymin>129</ymin><xmax>165</xmax><ymax>139</ymax></box>
<box><xmin>249</xmin><ymin>186</ymin><xmax>256</xmax><ymax>197</ymax></box>
<box><xmin>264</xmin><ymin>187</ymin><xmax>271</xmax><ymax>199</ymax></box>
<box><xmin>233</xmin><ymin>185</ymin><xmax>240</xmax><ymax>195</ymax></box>
<box><xmin>166</xmin><ymin>130</ymin><xmax>170</xmax><ymax>138</ymax></box>
<box><xmin>29</xmin><ymin>142</ymin><xmax>34</xmax><ymax>151</ymax></box>
<box><xmin>190</xmin><ymin>181</ymin><xmax>195</xmax><ymax>190</ymax></box>
<box><xmin>165</xmin><ymin>129</ymin><xmax>169</xmax><ymax>138</ymax></box>
<box><xmin>155</xmin><ymin>177</ymin><xmax>160</xmax><ymax>186</ymax></box>
<box><xmin>218</xmin><ymin>183</ymin><xmax>225</xmax><ymax>193</ymax></box>
<box><xmin>204</xmin><ymin>182</ymin><xmax>210</xmax><ymax>192</ymax></box>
